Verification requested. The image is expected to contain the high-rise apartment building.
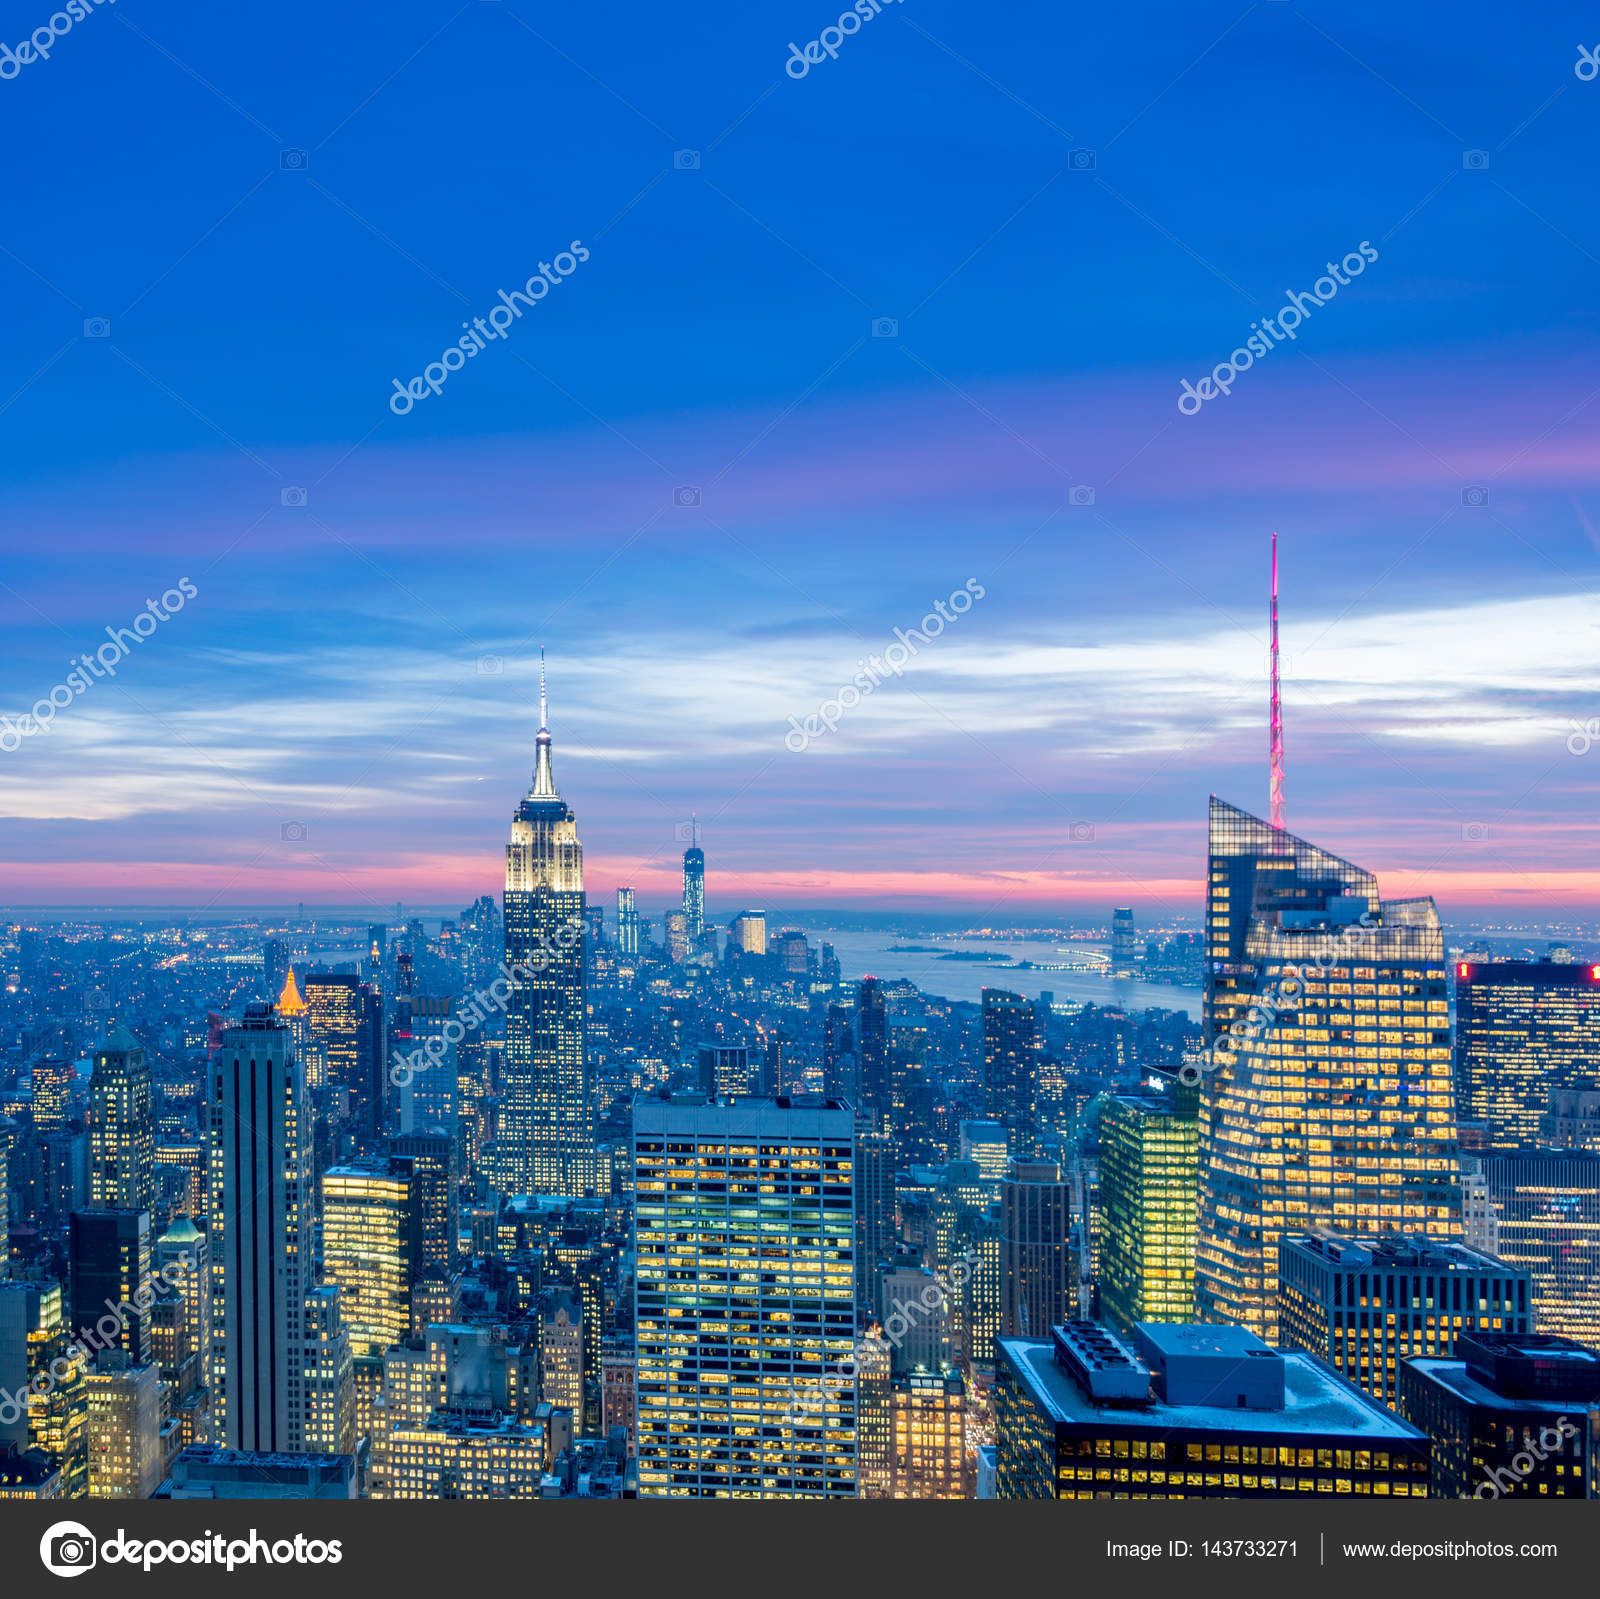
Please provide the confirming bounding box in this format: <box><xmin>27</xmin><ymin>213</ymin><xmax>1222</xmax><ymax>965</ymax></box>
<box><xmin>633</xmin><ymin>1097</ymin><xmax>856</xmax><ymax>1497</ymax></box>
<box><xmin>890</xmin><ymin>1364</ymin><xmax>970</xmax><ymax>1498</ymax></box>
<box><xmin>87</xmin><ymin>1025</ymin><xmax>154</xmax><ymax>1214</ymax></box>
<box><xmin>1196</xmin><ymin>798</ymin><xmax>1462</xmax><ymax>1341</ymax></box>
<box><xmin>1279</xmin><ymin>1232</ymin><xmax>1531</xmax><ymax>1408</ymax></box>
<box><xmin>982</xmin><ymin>988</ymin><xmax>1037</xmax><ymax>1160</ymax></box>
<box><xmin>1455</xmin><ymin>961</ymin><xmax>1600</xmax><ymax>1150</ymax></box>
<box><xmin>1098</xmin><ymin>1094</ymin><xmax>1197</xmax><ymax>1334</ymax></box>
<box><xmin>210</xmin><ymin>1005</ymin><xmax>313</xmax><ymax>1453</ymax></box>
<box><xmin>84</xmin><ymin>1350</ymin><xmax>162</xmax><ymax>1499</ymax></box>
<box><xmin>502</xmin><ymin>665</ymin><xmax>593</xmax><ymax>1197</ymax></box>
<box><xmin>1000</xmin><ymin>1160</ymin><xmax>1076</xmax><ymax>1340</ymax></box>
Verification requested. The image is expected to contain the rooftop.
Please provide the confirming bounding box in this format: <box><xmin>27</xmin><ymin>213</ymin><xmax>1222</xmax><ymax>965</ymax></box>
<box><xmin>1001</xmin><ymin>1336</ymin><xmax>1421</xmax><ymax>1441</ymax></box>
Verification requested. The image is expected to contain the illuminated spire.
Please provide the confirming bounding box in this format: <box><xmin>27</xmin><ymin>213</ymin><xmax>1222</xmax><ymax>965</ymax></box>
<box><xmin>532</xmin><ymin>647</ymin><xmax>558</xmax><ymax>798</ymax></box>
<box><xmin>277</xmin><ymin>966</ymin><xmax>305</xmax><ymax>1016</ymax></box>
<box><xmin>1269</xmin><ymin>532</ymin><xmax>1286</xmax><ymax>830</ymax></box>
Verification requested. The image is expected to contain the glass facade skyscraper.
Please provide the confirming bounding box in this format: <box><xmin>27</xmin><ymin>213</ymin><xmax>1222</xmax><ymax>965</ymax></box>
<box><xmin>1455</xmin><ymin>961</ymin><xmax>1600</xmax><ymax>1150</ymax></box>
<box><xmin>1196</xmin><ymin>797</ymin><xmax>1462</xmax><ymax>1342</ymax></box>
<box><xmin>87</xmin><ymin>1025</ymin><xmax>154</xmax><ymax>1215</ymax></box>
<box><xmin>1098</xmin><ymin>1094</ymin><xmax>1197</xmax><ymax>1334</ymax></box>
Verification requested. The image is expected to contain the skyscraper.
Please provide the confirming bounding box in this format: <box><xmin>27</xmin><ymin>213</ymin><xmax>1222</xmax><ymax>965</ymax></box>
<box><xmin>633</xmin><ymin>1097</ymin><xmax>856</xmax><ymax>1497</ymax></box>
<box><xmin>210</xmin><ymin>1004</ymin><xmax>313</xmax><ymax>1453</ymax></box>
<box><xmin>322</xmin><ymin>1159</ymin><xmax>416</xmax><ymax>1361</ymax></box>
<box><xmin>728</xmin><ymin>910</ymin><xmax>767</xmax><ymax>956</ymax></box>
<box><xmin>682</xmin><ymin>832</ymin><xmax>705</xmax><ymax>944</ymax></box>
<box><xmin>616</xmin><ymin>886</ymin><xmax>639</xmax><ymax>957</ymax></box>
<box><xmin>1484</xmin><ymin>1150</ymin><xmax>1600</xmax><ymax>1342</ymax></box>
<box><xmin>31</xmin><ymin>1058</ymin><xmax>74</xmax><ymax>1136</ymax></box>
<box><xmin>502</xmin><ymin>656</ymin><xmax>594</xmax><ymax>1198</ymax></box>
<box><xmin>1098</xmin><ymin>1094</ymin><xmax>1197</xmax><ymax>1334</ymax></box>
<box><xmin>87</xmin><ymin>1025</ymin><xmax>154</xmax><ymax>1215</ymax></box>
<box><xmin>1455</xmin><ymin>961</ymin><xmax>1600</xmax><ymax>1150</ymax></box>
<box><xmin>301</xmin><ymin>974</ymin><xmax>384</xmax><ymax>1145</ymax></box>
<box><xmin>982</xmin><ymin>988</ymin><xmax>1037</xmax><ymax>1160</ymax></box>
<box><xmin>1195</xmin><ymin>798</ymin><xmax>1463</xmax><ymax>1341</ymax></box>
<box><xmin>1111</xmin><ymin>908</ymin><xmax>1136</xmax><ymax>979</ymax></box>
<box><xmin>68</xmin><ymin>1208</ymin><xmax>152</xmax><ymax>1364</ymax></box>
<box><xmin>857</xmin><ymin>978</ymin><xmax>889</xmax><ymax>1137</ymax></box>
<box><xmin>1000</xmin><ymin>1160</ymin><xmax>1077</xmax><ymax>1340</ymax></box>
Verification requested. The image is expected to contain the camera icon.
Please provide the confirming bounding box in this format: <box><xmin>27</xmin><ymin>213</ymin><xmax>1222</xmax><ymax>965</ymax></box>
<box><xmin>1461</xmin><ymin>822</ymin><xmax>1489</xmax><ymax>842</ymax></box>
<box><xmin>1461</xmin><ymin>485</ymin><xmax>1489</xmax><ymax>507</ymax></box>
<box><xmin>674</xmin><ymin>820</ymin><xmax>696</xmax><ymax>843</ymax></box>
<box><xmin>1069</xmin><ymin>148</ymin><xmax>1096</xmax><ymax>170</ymax></box>
<box><xmin>40</xmin><ymin>1522</ymin><xmax>98</xmax><ymax>1577</ymax></box>
<box><xmin>872</xmin><ymin>317</ymin><xmax>899</xmax><ymax>338</ymax></box>
<box><xmin>281</xmin><ymin>821</ymin><xmax>308</xmax><ymax>842</ymax></box>
<box><xmin>1463</xmin><ymin>149</ymin><xmax>1490</xmax><ymax>170</ymax></box>
<box><xmin>1567</xmin><ymin>717</ymin><xmax>1600</xmax><ymax>755</ymax></box>
<box><xmin>478</xmin><ymin>654</ymin><xmax>504</xmax><ymax>675</ymax></box>
<box><xmin>1068</xmin><ymin>821</ymin><xmax>1096</xmax><ymax>841</ymax></box>
<box><xmin>674</xmin><ymin>486</ymin><xmax>701</xmax><ymax>507</ymax></box>
<box><xmin>674</xmin><ymin>150</ymin><xmax>701</xmax><ymax>170</ymax></box>
<box><xmin>281</xmin><ymin>148</ymin><xmax>309</xmax><ymax>170</ymax></box>
<box><xmin>85</xmin><ymin>986</ymin><xmax>109</xmax><ymax>1011</ymax></box>
<box><xmin>1069</xmin><ymin>485</ymin><xmax>1096</xmax><ymax>506</ymax></box>
<box><xmin>281</xmin><ymin>486</ymin><xmax>308</xmax><ymax>507</ymax></box>
<box><xmin>83</xmin><ymin>317</ymin><xmax>110</xmax><ymax>338</ymax></box>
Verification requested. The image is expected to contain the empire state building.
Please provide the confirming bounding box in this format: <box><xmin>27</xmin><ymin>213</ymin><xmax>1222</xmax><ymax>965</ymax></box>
<box><xmin>500</xmin><ymin>656</ymin><xmax>595</xmax><ymax>1197</ymax></box>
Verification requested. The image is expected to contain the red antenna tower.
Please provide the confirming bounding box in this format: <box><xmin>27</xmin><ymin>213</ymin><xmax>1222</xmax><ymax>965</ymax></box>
<box><xmin>1269</xmin><ymin>531</ymin><xmax>1285</xmax><ymax>830</ymax></box>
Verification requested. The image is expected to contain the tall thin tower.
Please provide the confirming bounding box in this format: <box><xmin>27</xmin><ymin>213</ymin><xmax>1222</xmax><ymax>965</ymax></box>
<box><xmin>1268</xmin><ymin>531</ymin><xmax>1285</xmax><ymax>830</ymax></box>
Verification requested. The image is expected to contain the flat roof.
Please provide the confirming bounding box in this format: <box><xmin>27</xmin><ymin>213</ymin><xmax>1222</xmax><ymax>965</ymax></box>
<box><xmin>1406</xmin><ymin>1357</ymin><xmax>1595</xmax><ymax>1414</ymax></box>
<box><xmin>1136</xmin><ymin>1323</ymin><xmax>1272</xmax><ymax>1361</ymax></box>
<box><xmin>1001</xmin><ymin>1339</ymin><xmax>1422</xmax><ymax>1441</ymax></box>
<box><xmin>633</xmin><ymin>1100</ymin><xmax>854</xmax><ymax>1139</ymax></box>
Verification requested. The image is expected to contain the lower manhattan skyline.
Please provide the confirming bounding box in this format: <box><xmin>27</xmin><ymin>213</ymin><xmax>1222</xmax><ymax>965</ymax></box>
<box><xmin>9</xmin><ymin>0</ymin><xmax>1600</xmax><ymax>1561</ymax></box>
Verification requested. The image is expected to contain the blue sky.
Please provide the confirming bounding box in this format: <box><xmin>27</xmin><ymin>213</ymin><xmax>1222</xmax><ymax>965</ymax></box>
<box><xmin>2</xmin><ymin>0</ymin><xmax>1599</xmax><ymax>918</ymax></box>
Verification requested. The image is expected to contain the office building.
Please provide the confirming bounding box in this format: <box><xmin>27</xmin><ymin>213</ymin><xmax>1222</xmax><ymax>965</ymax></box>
<box><xmin>69</xmin><ymin>1208</ymin><xmax>152</xmax><ymax>1365</ymax></box>
<box><xmin>386</xmin><ymin>1130</ymin><xmax>458</xmax><ymax>1277</ymax></box>
<box><xmin>540</xmin><ymin>1286</ymin><xmax>583</xmax><ymax>1414</ymax></box>
<box><xmin>695</xmin><ymin>1043</ymin><xmax>753</xmax><ymax>1097</ymax></box>
<box><xmin>0</xmin><ymin>1442</ymin><xmax>61</xmax><ymax>1499</ymax></box>
<box><xmin>728</xmin><ymin>910</ymin><xmax>766</xmax><ymax>956</ymax></box>
<box><xmin>300</xmin><ymin>1286</ymin><xmax>356</xmax><ymax>1456</ymax></box>
<box><xmin>502</xmin><ymin>662</ymin><xmax>594</xmax><ymax>1197</ymax></box>
<box><xmin>1401</xmin><ymin>1332</ymin><xmax>1600</xmax><ymax>1498</ymax></box>
<box><xmin>87</xmin><ymin>1025</ymin><xmax>154</xmax><ymax>1214</ymax></box>
<box><xmin>1001</xmin><ymin>1160</ymin><xmax>1076</xmax><ymax>1340</ymax></box>
<box><xmin>855</xmin><ymin>1129</ymin><xmax>896</xmax><ymax>1321</ymax></box>
<box><xmin>959</xmin><ymin>1121</ymin><xmax>1010</xmax><ymax>1191</ymax></box>
<box><xmin>84</xmin><ymin>1350</ymin><xmax>162</xmax><ymax>1499</ymax></box>
<box><xmin>682</xmin><ymin>840</ymin><xmax>705</xmax><ymax>943</ymax></box>
<box><xmin>1098</xmin><ymin>1094</ymin><xmax>1197</xmax><ymax>1334</ymax></box>
<box><xmin>400</xmin><ymin>995</ymin><xmax>458</xmax><ymax>1134</ymax></box>
<box><xmin>31</xmin><ymin>1057</ymin><xmax>74</xmax><ymax>1136</ymax></box>
<box><xmin>322</xmin><ymin>1159</ymin><xmax>416</xmax><ymax>1360</ymax></box>
<box><xmin>858</xmin><ymin>979</ymin><xmax>889</xmax><ymax>1136</ymax></box>
<box><xmin>982</xmin><ymin>988</ymin><xmax>1037</xmax><ymax>1160</ymax></box>
<box><xmin>995</xmin><ymin>1320</ymin><xmax>1430</xmax><ymax>1498</ymax></box>
<box><xmin>301</xmin><ymin>975</ymin><xmax>384</xmax><ymax>1145</ymax></box>
<box><xmin>633</xmin><ymin>1097</ymin><xmax>856</xmax><ymax>1497</ymax></box>
<box><xmin>386</xmin><ymin>1408</ymin><xmax>570</xmax><ymax>1499</ymax></box>
<box><xmin>616</xmin><ymin>886</ymin><xmax>639</xmax><ymax>957</ymax></box>
<box><xmin>1455</xmin><ymin>962</ymin><xmax>1600</xmax><ymax>1151</ymax></box>
<box><xmin>890</xmin><ymin>1364</ymin><xmax>970</xmax><ymax>1499</ymax></box>
<box><xmin>1111</xmin><ymin>907</ymin><xmax>1136</xmax><ymax>978</ymax></box>
<box><xmin>1279</xmin><ymin>1232</ymin><xmax>1531</xmax><ymax>1408</ymax></box>
<box><xmin>1484</xmin><ymin>1150</ymin><xmax>1600</xmax><ymax>1342</ymax></box>
<box><xmin>159</xmin><ymin>1445</ymin><xmax>358</xmax><ymax>1499</ymax></box>
<box><xmin>209</xmin><ymin>1005</ymin><xmax>313</xmax><ymax>1453</ymax></box>
<box><xmin>1196</xmin><ymin>798</ymin><xmax>1462</xmax><ymax>1341</ymax></box>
